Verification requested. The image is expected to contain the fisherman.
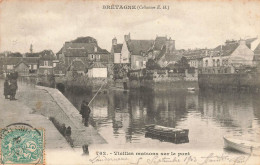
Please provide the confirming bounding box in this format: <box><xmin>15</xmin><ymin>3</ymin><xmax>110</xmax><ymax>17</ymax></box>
<box><xmin>80</xmin><ymin>100</ymin><xmax>91</xmax><ymax>127</ymax></box>
<box><xmin>4</xmin><ymin>78</ymin><xmax>10</xmax><ymax>99</ymax></box>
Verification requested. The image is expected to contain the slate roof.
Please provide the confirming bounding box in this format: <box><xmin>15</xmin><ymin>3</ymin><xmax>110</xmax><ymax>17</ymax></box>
<box><xmin>23</xmin><ymin>57</ymin><xmax>39</xmax><ymax>64</ymax></box>
<box><xmin>68</xmin><ymin>59</ymin><xmax>86</xmax><ymax>71</ymax></box>
<box><xmin>64</xmin><ymin>42</ymin><xmax>109</xmax><ymax>56</ymax></box>
<box><xmin>254</xmin><ymin>43</ymin><xmax>260</xmax><ymax>55</ymax></box>
<box><xmin>183</xmin><ymin>49</ymin><xmax>208</xmax><ymax>59</ymax></box>
<box><xmin>213</xmin><ymin>43</ymin><xmax>239</xmax><ymax>57</ymax></box>
<box><xmin>14</xmin><ymin>61</ymin><xmax>29</xmax><ymax>68</ymax></box>
<box><xmin>112</xmin><ymin>44</ymin><xmax>123</xmax><ymax>53</ymax></box>
<box><xmin>154</xmin><ymin>37</ymin><xmax>167</xmax><ymax>50</ymax></box>
<box><xmin>246</xmin><ymin>38</ymin><xmax>257</xmax><ymax>44</ymax></box>
<box><xmin>89</xmin><ymin>62</ymin><xmax>106</xmax><ymax>68</ymax></box>
<box><xmin>127</xmin><ymin>40</ymin><xmax>154</xmax><ymax>55</ymax></box>
<box><xmin>1</xmin><ymin>57</ymin><xmax>23</xmax><ymax>65</ymax></box>
<box><xmin>39</xmin><ymin>50</ymin><xmax>56</xmax><ymax>60</ymax></box>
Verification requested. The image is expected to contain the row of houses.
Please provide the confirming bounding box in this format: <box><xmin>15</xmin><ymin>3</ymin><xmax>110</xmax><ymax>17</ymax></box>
<box><xmin>1</xmin><ymin>35</ymin><xmax>260</xmax><ymax>79</ymax></box>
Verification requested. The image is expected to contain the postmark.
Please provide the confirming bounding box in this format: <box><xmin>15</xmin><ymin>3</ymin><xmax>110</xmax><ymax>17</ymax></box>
<box><xmin>0</xmin><ymin>123</ymin><xmax>45</xmax><ymax>165</ymax></box>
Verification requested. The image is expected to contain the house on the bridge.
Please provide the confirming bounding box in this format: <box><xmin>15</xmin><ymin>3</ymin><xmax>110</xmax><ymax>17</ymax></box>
<box><xmin>88</xmin><ymin>62</ymin><xmax>107</xmax><ymax>78</ymax></box>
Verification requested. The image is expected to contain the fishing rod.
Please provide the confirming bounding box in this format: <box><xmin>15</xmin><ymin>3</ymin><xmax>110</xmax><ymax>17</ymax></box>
<box><xmin>87</xmin><ymin>79</ymin><xmax>107</xmax><ymax>106</ymax></box>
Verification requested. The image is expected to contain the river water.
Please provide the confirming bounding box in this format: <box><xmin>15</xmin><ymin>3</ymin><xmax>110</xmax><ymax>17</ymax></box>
<box><xmin>64</xmin><ymin>87</ymin><xmax>260</xmax><ymax>150</ymax></box>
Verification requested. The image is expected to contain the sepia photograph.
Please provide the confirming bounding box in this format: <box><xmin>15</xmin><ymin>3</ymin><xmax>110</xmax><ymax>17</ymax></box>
<box><xmin>0</xmin><ymin>0</ymin><xmax>260</xmax><ymax>164</ymax></box>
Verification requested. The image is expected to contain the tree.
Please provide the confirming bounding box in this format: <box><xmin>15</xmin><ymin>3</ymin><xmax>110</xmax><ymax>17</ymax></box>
<box><xmin>175</xmin><ymin>57</ymin><xmax>190</xmax><ymax>69</ymax></box>
<box><xmin>146</xmin><ymin>59</ymin><xmax>161</xmax><ymax>70</ymax></box>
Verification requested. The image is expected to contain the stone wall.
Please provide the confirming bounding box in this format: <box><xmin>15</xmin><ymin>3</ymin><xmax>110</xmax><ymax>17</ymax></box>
<box><xmin>198</xmin><ymin>73</ymin><xmax>260</xmax><ymax>90</ymax></box>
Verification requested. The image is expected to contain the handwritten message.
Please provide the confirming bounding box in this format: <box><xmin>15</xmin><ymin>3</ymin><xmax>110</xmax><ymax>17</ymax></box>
<box><xmin>88</xmin><ymin>151</ymin><xmax>252</xmax><ymax>165</ymax></box>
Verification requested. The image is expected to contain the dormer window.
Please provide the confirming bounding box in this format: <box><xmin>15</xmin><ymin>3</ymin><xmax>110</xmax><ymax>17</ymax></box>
<box><xmin>94</xmin><ymin>46</ymin><xmax>97</xmax><ymax>52</ymax></box>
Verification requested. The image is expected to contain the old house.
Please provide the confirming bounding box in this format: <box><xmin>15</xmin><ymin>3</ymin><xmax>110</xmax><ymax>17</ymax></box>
<box><xmin>1</xmin><ymin>57</ymin><xmax>23</xmax><ymax>73</ymax></box>
<box><xmin>88</xmin><ymin>62</ymin><xmax>107</xmax><ymax>78</ymax></box>
<box><xmin>111</xmin><ymin>37</ymin><xmax>124</xmax><ymax>64</ymax></box>
<box><xmin>57</xmin><ymin>37</ymin><xmax>110</xmax><ymax>68</ymax></box>
<box><xmin>14</xmin><ymin>61</ymin><xmax>30</xmax><ymax>76</ymax></box>
<box><xmin>38</xmin><ymin>50</ymin><xmax>56</xmax><ymax>75</ymax></box>
<box><xmin>23</xmin><ymin>57</ymin><xmax>39</xmax><ymax>74</ymax></box>
<box><xmin>202</xmin><ymin>39</ymin><xmax>255</xmax><ymax>74</ymax></box>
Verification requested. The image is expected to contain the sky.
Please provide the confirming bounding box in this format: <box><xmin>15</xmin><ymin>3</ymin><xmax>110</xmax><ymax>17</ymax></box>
<box><xmin>0</xmin><ymin>0</ymin><xmax>260</xmax><ymax>54</ymax></box>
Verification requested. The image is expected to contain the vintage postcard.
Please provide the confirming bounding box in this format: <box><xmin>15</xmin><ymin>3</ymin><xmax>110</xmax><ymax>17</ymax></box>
<box><xmin>0</xmin><ymin>0</ymin><xmax>260</xmax><ymax>164</ymax></box>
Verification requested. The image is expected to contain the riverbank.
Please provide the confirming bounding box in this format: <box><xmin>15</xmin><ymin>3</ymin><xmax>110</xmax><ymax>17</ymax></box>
<box><xmin>0</xmin><ymin>81</ymin><xmax>76</xmax><ymax>164</ymax></box>
<box><xmin>13</xmin><ymin>80</ymin><xmax>107</xmax><ymax>147</ymax></box>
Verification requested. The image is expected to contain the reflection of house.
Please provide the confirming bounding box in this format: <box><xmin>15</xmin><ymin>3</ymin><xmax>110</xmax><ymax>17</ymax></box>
<box><xmin>14</xmin><ymin>61</ymin><xmax>29</xmax><ymax>76</ymax></box>
<box><xmin>38</xmin><ymin>50</ymin><xmax>56</xmax><ymax>75</ymax></box>
<box><xmin>88</xmin><ymin>62</ymin><xmax>107</xmax><ymax>78</ymax></box>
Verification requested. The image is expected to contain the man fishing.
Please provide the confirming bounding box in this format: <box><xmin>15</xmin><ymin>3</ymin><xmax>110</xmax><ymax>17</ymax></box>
<box><xmin>80</xmin><ymin>100</ymin><xmax>91</xmax><ymax>127</ymax></box>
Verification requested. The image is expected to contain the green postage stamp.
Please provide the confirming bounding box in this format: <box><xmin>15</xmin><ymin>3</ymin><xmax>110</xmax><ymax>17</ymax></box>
<box><xmin>0</xmin><ymin>124</ymin><xmax>45</xmax><ymax>164</ymax></box>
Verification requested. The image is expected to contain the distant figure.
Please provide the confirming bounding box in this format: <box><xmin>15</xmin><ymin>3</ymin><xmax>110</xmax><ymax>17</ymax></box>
<box><xmin>9</xmin><ymin>79</ymin><xmax>18</xmax><ymax>100</ymax></box>
<box><xmin>65</xmin><ymin>126</ymin><xmax>73</xmax><ymax>147</ymax></box>
<box><xmin>80</xmin><ymin>101</ymin><xmax>91</xmax><ymax>127</ymax></box>
<box><xmin>82</xmin><ymin>144</ymin><xmax>89</xmax><ymax>155</ymax></box>
<box><xmin>4</xmin><ymin>79</ymin><xmax>10</xmax><ymax>99</ymax></box>
<box><xmin>60</xmin><ymin>124</ymin><xmax>66</xmax><ymax>136</ymax></box>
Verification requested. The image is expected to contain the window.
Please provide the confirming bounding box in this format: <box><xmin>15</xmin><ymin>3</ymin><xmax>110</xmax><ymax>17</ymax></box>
<box><xmin>96</xmin><ymin>55</ymin><xmax>100</xmax><ymax>60</ymax></box>
<box><xmin>205</xmin><ymin>60</ymin><xmax>208</xmax><ymax>67</ymax></box>
<box><xmin>33</xmin><ymin>65</ymin><xmax>37</xmax><ymax>70</ymax></box>
<box><xmin>91</xmin><ymin>55</ymin><xmax>94</xmax><ymax>59</ymax></box>
<box><xmin>29</xmin><ymin>65</ymin><xmax>32</xmax><ymax>69</ymax></box>
<box><xmin>217</xmin><ymin>59</ymin><xmax>220</xmax><ymax>67</ymax></box>
<box><xmin>213</xmin><ymin>59</ymin><xmax>215</xmax><ymax>67</ymax></box>
<box><xmin>53</xmin><ymin>63</ymin><xmax>57</xmax><ymax>67</ymax></box>
<box><xmin>94</xmin><ymin>46</ymin><xmax>97</xmax><ymax>52</ymax></box>
<box><xmin>44</xmin><ymin>61</ymin><xmax>49</xmax><ymax>66</ymax></box>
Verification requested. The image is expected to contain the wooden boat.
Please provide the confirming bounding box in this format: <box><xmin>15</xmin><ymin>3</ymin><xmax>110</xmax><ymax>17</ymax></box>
<box><xmin>145</xmin><ymin>124</ymin><xmax>189</xmax><ymax>139</ymax></box>
<box><xmin>223</xmin><ymin>136</ymin><xmax>260</xmax><ymax>155</ymax></box>
<box><xmin>145</xmin><ymin>132</ymin><xmax>189</xmax><ymax>144</ymax></box>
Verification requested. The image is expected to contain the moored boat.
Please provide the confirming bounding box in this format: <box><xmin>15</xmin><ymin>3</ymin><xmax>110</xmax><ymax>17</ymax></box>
<box><xmin>145</xmin><ymin>124</ymin><xmax>189</xmax><ymax>139</ymax></box>
<box><xmin>223</xmin><ymin>136</ymin><xmax>260</xmax><ymax>155</ymax></box>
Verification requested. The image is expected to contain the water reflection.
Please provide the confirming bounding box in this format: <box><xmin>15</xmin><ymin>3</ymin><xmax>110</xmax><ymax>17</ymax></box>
<box><xmin>64</xmin><ymin>89</ymin><xmax>260</xmax><ymax>149</ymax></box>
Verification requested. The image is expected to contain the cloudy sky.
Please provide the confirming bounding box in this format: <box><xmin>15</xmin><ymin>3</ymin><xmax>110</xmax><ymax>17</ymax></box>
<box><xmin>0</xmin><ymin>0</ymin><xmax>260</xmax><ymax>54</ymax></box>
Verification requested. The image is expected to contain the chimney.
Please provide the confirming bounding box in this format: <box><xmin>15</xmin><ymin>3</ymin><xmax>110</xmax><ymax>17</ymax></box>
<box><xmin>112</xmin><ymin>37</ymin><xmax>117</xmax><ymax>46</ymax></box>
<box><xmin>124</xmin><ymin>33</ymin><xmax>131</xmax><ymax>42</ymax></box>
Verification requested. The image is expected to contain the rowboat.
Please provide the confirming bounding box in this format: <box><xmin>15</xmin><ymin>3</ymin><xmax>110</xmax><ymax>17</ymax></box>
<box><xmin>223</xmin><ymin>136</ymin><xmax>260</xmax><ymax>155</ymax></box>
<box><xmin>145</xmin><ymin>124</ymin><xmax>189</xmax><ymax>140</ymax></box>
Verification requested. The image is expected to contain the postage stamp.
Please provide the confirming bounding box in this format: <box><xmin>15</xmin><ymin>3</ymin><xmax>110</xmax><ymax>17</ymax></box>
<box><xmin>0</xmin><ymin>123</ymin><xmax>45</xmax><ymax>165</ymax></box>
